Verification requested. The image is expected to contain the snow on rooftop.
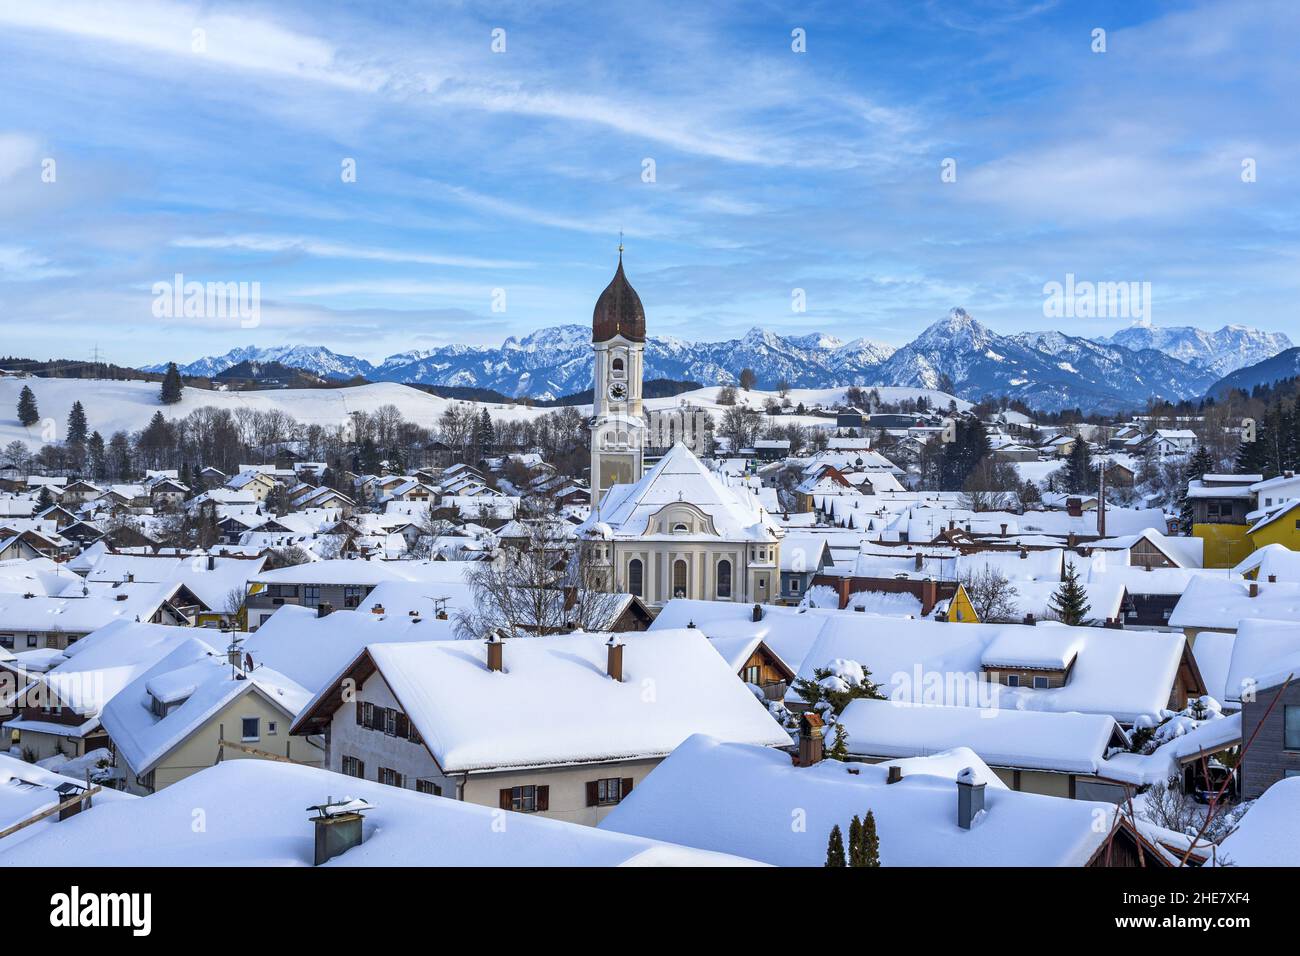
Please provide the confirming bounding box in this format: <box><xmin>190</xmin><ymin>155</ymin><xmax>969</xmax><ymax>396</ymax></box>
<box><xmin>0</xmin><ymin>759</ymin><xmax>758</xmax><ymax>867</ymax></box>
<box><xmin>837</xmin><ymin>700</ymin><xmax>1125</xmax><ymax>775</ymax></box>
<box><xmin>1217</xmin><ymin>777</ymin><xmax>1300</xmax><ymax>866</ymax></box>
<box><xmin>1169</xmin><ymin>576</ymin><xmax>1300</xmax><ymax>632</ymax></box>
<box><xmin>101</xmin><ymin>637</ymin><xmax>313</xmax><ymax>776</ymax></box>
<box><xmin>599</xmin><ymin>735</ymin><xmax>1116</xmax><ymax>867</ymax></box>
<box><xmin>336</xmin><ymin>629</ymin><xmax>790</xmax><ymax>773</ymax></box>
<box><xmin>1223</xmin><ymin>618</ymin><xmax>1300</xmax><ymax>699</ymax></box>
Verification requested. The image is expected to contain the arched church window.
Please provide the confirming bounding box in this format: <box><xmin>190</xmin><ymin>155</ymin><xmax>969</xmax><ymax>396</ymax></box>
<box><xmin>673</xmin><ymin>559</ymin><xmax>688</xmax><ymax>598</ymax></box>
<box><xmin>612</xmin><ymin>357</ymin><xmax>624</xmax><ymax>372</ymax></box>
<box><xmin>716</xmin><ymin>559</ymin><xmax>732</xmax><ymax>598</ymax></box>
<box><xmin>628</xmin><ymin>559</ymin><xmax>643</xmax><ymax>598</ymax></box>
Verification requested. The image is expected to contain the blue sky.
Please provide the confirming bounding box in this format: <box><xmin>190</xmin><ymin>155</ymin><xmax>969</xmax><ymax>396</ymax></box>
<box><xmin>1</xmin><ymin>0</ymin><xmax>1297</xmax><ymax>366</ymax></box>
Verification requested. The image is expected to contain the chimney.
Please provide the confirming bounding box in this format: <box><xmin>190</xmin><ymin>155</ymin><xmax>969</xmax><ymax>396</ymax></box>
<box><xmin>1249</xmin><ymin>582</ymin><xmax>1259</xmax><ymax>598</ymax></box>
<box><xmin>914</xmin><ymin>552</ymin><xmax>924</xmax><ymax>571</ymax></box>
<box><xmin>920</xmin><ymin>579</ymin><xmax>938</xmax><ymax>617</ymax></box>
<box><xmin>310</xmin><ymin>798</ymin><xmax>371</xmax><ymax>866</ymax></box>
<box><xmin>1066</xmin><ymin>497</ymin><xmax>1082</xmax><ymax>518</ymax></box>
<box><xmin>956</xmin><ymin>767</ymin><xmax>986</xmax><ymax>830</ymax></box>
<box><xmin>1019</xmin><ymin>548</ymin><xmax>1028</xmax><ymax>559</ymax></box>
<box><xmin>606</xmin><ymin>637</ymin><xmax>624</xmax><ymax>682</ymax></box>
<box><xmin>486</xmin><ymin>635</ymin><xmax>504</xmax><ymax>672</ymax></box>
<box><xmin>126</xmin><ymin>572</ymin><xmax>134</xmax><ymax>583</ymax></box>
<box><xmin>1023</xmin><ymin>613</ymin><xmax>1036</xmax><ymax>626</ymax></box>
<box><xmin>317</xmin><ymin>602</ymin><xmax>333</xmax><ymax>618</ymax></box>
<box><xmin>226</xmin><ymin>640</ymin><xmax>243</xmax><ymax>673</ymax></box>
<box><xmin>207</xmin><ymin>554</ymin><xmax>215</xmax><ymax>571</ymax></box>
<box><xmin>752</xmin><ymin>603</ymin><xmax>764</xmax><ymax>623</ymax></box>
<box><xmin>1000</xmin><ymin>523</ymin><xmax>1008</xmax><ymax>536</ymax></box>
<box><xmin>371</xmin><ymin>603</ymin><xmax>385</xmax><ymax>616</ymax></box>
<box><xmin>1268</xmin><ymin>574</ymin><xmax>1277</xmax><ymax>583</ymax></box>
<box><xmin>797</xmin><ymin>712</ymin><xmax>824</xmax><ymax>767</ymax></box>
<box><xmin>1067</xmin><ymin>532</ymin><xmax>1078</xmax><ymax>549</ymax></box>
<box><xmin>887</xmin><ymin>765</ymin><xmax>902</xmax><ymax>785</ymax></box>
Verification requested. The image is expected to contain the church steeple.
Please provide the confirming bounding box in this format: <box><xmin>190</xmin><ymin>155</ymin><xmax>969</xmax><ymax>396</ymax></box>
<box><xmin>592</xmin><ymin>245</ymin><xmax>646</xmax><ymax>343</ymax></box>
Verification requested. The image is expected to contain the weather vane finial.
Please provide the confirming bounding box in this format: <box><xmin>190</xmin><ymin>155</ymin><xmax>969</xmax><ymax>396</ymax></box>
<box><xmin>618</xmin><ymin>229</ymin><xmax>624</xmax><ymax>257</ymax></box>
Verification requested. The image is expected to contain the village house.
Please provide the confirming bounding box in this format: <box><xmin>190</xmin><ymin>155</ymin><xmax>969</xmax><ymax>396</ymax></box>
<box><xmin>290</xmin><ymin>629</ymin><xmax>790</xmax><ymax>827</ymax></box>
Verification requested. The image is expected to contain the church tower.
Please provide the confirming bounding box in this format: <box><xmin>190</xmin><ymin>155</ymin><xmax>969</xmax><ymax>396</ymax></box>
<box><xmin>590</xmin><ymin>245</ymin><xmax>646</xmax><ymax>505</ymax></box>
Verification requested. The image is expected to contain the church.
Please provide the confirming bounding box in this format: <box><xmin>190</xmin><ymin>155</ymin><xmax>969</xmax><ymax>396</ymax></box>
<box><xmin>580</xmin><ymin>250</ymin><xmax>783</xmax><ymax>607</ymax></box>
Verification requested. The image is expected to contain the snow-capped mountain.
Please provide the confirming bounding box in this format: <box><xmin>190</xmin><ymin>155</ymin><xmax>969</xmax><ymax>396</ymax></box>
<box><xmin>145</xmin><ymin>345</ymin><xmax>376</xmax><ymax>381</ymax></box>
<box><xmin>151</xmin><ymin>311</ymin><xmax>1287</xmax><ymax>411</ymax></box>
<box><xmin>1096</xmin><ymin>323</ymin><xmax>1292</xmax><ymax>379</ymax></box>
<box><xmin>1205</xmin><ymin>347</ymin><xmax>1300</xmax><ymax>398</ymax></box>
<box><xmin>878</xmin><ymin>310</ymin><xmax>1220</xmax><ymax>412</ymax></box>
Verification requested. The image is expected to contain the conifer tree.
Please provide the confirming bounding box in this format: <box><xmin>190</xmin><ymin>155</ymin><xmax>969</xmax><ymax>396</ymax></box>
<box><xmin>86</xmin><ymin>431</ymin><xmax>106</xmax><ymax>480</ymax></box>
<box><xmin>1048</xmin><ymin>561</ymin><xmax>1091</xmax><ymax>625</ymax></box>
<box><xmin>826</xmin><ymin>722</ymin><xmax>849</xmax><ymax>761</ymax></box>
<box><xmin>66</xmin><ymin>401</ymin><xmax>88</xmax><ymax>450</ymax></box>
<box><xmin>848</xmin><ymin>815</ymin><xmax>862</xmax><ymax>866</ymax></box>
<box><xmin>16</xmin><ymin>385</ymin><xmax>39</xmax><ymax>427</ymax></box>
<box><xmin>824</xmin><ymin>824</ymin><xmax>846</xmax><ymax>867</ymax></box>
<box><xmin>160</xmin><ymin>362</ymin><xmax>184</xmax><ymax>405</ymax></box>
<box><xmin>859</xmin><ymin>810</ymin><xmax>881</xmax><ymax>867</ymax></box>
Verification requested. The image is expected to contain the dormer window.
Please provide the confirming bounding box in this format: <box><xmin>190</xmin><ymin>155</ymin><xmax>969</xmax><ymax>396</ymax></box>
<box><xmin>673</xmin><ymin>522</ymin><xmax>688</xmax><ymax>534</ymax></box>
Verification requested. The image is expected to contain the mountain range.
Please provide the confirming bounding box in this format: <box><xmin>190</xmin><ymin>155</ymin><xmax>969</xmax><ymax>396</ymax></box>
<box><xmin>147</xmin><ymin>312</ymin><xmax>1293</xmax><ymax>413</ymax></box>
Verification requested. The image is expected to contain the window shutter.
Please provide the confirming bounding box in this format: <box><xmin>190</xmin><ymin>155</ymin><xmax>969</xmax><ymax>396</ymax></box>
<box><xmin>499</xmin><ymin>788</ymin><xmax>513</xmax><ymax>811</ymax></box>
<box><xmin>355</xmin><ymin>699</ymin><xmax>363</xmax><ymax>725</ymax></box>
<box><xmin>357</xmin><ymin>760</ymin><xmax>365</xmax><ymax>779</ymax></box>
<box><xmin>536</xmin><ymin>785</ymin><xmax>549</xmax><ymax>812</ymax></box>
<box><xmin>585</xmin><ymin>781</ymin><xmax>598</xmax><ymax>807</ymax></box>
<box><xmin>395</xmin><ymin>712</ymin><xmax>409</xmax><ymax>738</ymax></box>
<box><xmin>621</xmin><ymin>778</ymin><xmax>633</xmax><ymax>800</ymax></box>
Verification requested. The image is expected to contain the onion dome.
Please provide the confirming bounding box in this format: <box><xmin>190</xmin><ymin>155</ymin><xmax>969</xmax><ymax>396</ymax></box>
<box><xmin>592</xmin><ymin>251</ymin><xmax>645</xmax><ymax>343</ymax></box>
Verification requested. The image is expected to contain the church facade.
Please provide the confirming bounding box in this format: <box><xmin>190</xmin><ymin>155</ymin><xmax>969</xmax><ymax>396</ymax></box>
<box><xmin>583</xmin><ymin>252</ymin><xmax>782</xmax><ymax>607</ymax></box>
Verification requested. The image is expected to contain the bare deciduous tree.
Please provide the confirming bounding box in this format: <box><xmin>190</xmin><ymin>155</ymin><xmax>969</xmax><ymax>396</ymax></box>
<box><xmin>959</xmin><ymin>566</ymin><xmax>1019</xmax><ymax>622</ymax></box>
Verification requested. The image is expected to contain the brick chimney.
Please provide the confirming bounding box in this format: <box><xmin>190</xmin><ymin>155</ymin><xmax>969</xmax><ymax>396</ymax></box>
<box><xmin>887</xmin><ymin>765</ymin><xmax>902</xmax><ymax>785</ymax></box>
<box><xmin>486</xmin><ymin>635</ymin><xmax>504</xmax><ymax>672</ymax></box>
<box><xmin>317</xmin><ymin>601</ymin><xmax>333</xmax><ymax>618</ymax></box>
<box><xmin>797</xmin><ymin>712</ymin><xmax>824</xmax><ymax>767</ymax></box>
<box><xmin>1066</xmin><ymin>497</ymin><xmax>1082</xmax><ymax>517</ymax></box>
<box><xmin>920</xmin><ymin>579</ymin><xmax>938</xmax><ymax>616</ymax></box>
<box><xmin>956</xmin><ymin>767</ymin><xmax>986</xmax><ymax>830</ymax></box>
<box><xmin>1268</xmin><ymin>574</ymin><xmax>1277</xmax><ymax>583</ymax></box>
<box><xmin>752</xmin><ymin>603</ymin><xmax>764</xmax><ymax>622</ymax></box>
<box><xmin>606</xmin><ymin>637</ymin><xmax>624</xmax><ymax>682</ymax></box>
<box><xmin>914</xmin><ymin>552</ymin><xmax>924</xmax><ymax>571</ymax></box>
<box><xmin>1249</xmin><ymin>582</ymin><xmax>1259</xmax><ymax>598</ymax></box>
<box><xmin>371</xmin><ymin>603</ymin><xmax>385</xmax><ymax>616</ymax></box>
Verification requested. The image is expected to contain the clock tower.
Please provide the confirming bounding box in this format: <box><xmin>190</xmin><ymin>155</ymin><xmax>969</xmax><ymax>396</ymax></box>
<box><xmin>590</xmin><ymin>245</ymin><xmax>646</xmax><ymax>505</ymax></box>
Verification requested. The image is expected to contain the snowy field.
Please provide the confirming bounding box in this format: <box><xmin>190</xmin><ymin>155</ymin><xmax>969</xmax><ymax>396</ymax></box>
<box><xmin>0</xmin><ymin>376</ymin><xmax>969</xmax><ymax>449</ymax></box>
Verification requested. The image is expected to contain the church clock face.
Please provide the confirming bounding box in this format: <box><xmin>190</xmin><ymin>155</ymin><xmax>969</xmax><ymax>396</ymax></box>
<box><xmin>608</xmin><ymin>381</ymin><xmax>628</xmax><ymax>402</ymax></box>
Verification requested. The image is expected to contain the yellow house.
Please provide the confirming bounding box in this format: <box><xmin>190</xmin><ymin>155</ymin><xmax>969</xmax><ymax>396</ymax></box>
<box><xmin>945</xmin><ymin>583</ymin><xmax>979</xmax><ymax>623</ymax></box>
<box><xmin>1246</xmin><ymin>500</ymin><xmax>1300</xmax><ymax>554</ymax></box>
<box><xmin>100</xmin><ymin>640</ymin><xmax>323</xmax><ymax>795</ymax></box>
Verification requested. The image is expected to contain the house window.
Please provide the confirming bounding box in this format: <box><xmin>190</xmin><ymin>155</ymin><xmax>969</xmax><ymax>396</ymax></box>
<box><xmin>501</xmin><ymin>785</ymin><xmax>549</xmax><ymax>813</ymax></box>
<box><xmin>378</xmin><ymin>767</ymin><xmax>404</xmax><ymax>788</ymax></box>
<box><xmin>743</xmin><ymin>664</ymin><xmax>761</xmax><ymax>685</ymax></box>
<box><xmin>716</xmin><ymin>559</ymin><xmax>732</xmax><ymax>599</ymax></box>
<box><xmin>628</xmin><ymin>559</ymin><xmax>643</xmax><ymax>598</ymax></box>
<box><xmin>0</xmin><ymin>634</ymin><xmax>12</xmax><ymax>649</ymax></box>
<box><xmin>1285</xmin><ymin>706</ymin><xmax>1300</xmax><ymax>751</ymax></box>
<box><xmin>673</xmin><ymin>560</ymin><xmax>688</xmax><ymax>598</ymax></box>
<box><xmin>416</xmin><ymin>779</ymin><xmax>442</xmax><ymax>796</ymax></box>
<box><xmin>591</xmin><ymin>777</ymin><xmax>625</xmax><ymax>806</ymax></box>
<box><xmin>341</xmin><ymin>755</ymin><xmax>365</xmax><ymax>778</ymax></box>
<box><xmin>1006</xmin><ymin>674</ymin><xmax>1020</xmax><ymax>687</ymax></box>
<box><xmin>303</xmin><ymin>585</ymin><xmax>321</xmax><ymax>606</ymax></box>
<box><xmin>267</xmin><ymin>721</ymin><xmax>278</xmax><ymax>736</ymax></box>
<box><xmin>241</xmin><ymin>717</ymin><xmax>260</xmax><ymax>741</ymax></box>
<box><xmin>1032</xmin><ymin>676</ymin><xmax>1050</xmax><ymax>689</ymax></box>
<box><xmin>790</xmin><ymin>579</ymin><xmax>801</xmax><ymax>593</ymax></box>
<box><xmin>344</xmin><ymin>586</ymin><xmax>363</xmax><ymax>608</ymax></box>
<box><xmin>26</xmin><ymin>635</ymin><xmax>37</xmax><ymax>648</ymax></box>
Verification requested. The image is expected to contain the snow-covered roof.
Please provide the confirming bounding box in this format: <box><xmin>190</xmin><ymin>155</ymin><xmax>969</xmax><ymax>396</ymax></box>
<box><xmin>1217</xmin><ymin>777</ymin><xmax>1300</xmax><ymax>866</ymax></box>
<box><xmin>0</xmin><ymin>581</ymin><xmax>183</xmax><ymax>635</ymax></box>
<box><xmin>0</xmin><ymin>752</ymin><xmax>135</xmax><ymax>850</ymax></box>
<box><xmin>786</xmin><ymin>616</ymin><xmax>1188</xmax><ymax>724</ymax></box>
<box><xmin>101</xmin><ymin>638</ymin><xmax>313</xmax><ymax>776</ymax></box>
<box><xmin>580</xmin><ymin>443</ymin><xmax>781</xmax><ymax>543</ymax></box>
<box><xmin>0</xmin><ymin>759</ymin><xmax>758</xmax><ymax>867</ymax></box>
<box><xmin>303</xmin><ymin>629</ymin><xmax>789</xmax><ymax>773</ymax></box>
<box><xmin>6</xmin><ymin>620</ymin><xmax>199</xmax><ymax>718</ymax></box>
<box><xmin>1089</xmin><ymin>528</ymin><xmax>1203</xmax><ymax>569</ymax></box>
<box><xmin>836</xmin><ymin>700</ymin><xmax>1126</xmax><ymax>775</ymax></box>
<box><xmin>1168</xmin><ymin>576</ymin><xmax>1300</xmax><ymax>632</ymax></box>
<box><xmin>1223</xmin><ymin>617</ymin><xmax>1300</xmax><ymax>699</ymax></box>
<box><xmin>1234</xmin><ymin>543</ymin><xmax>1300</xmax><ymax>583</ymax></box>
<box><xmin>955</xmin><ymin>548</ymin><xmax>1063</xmax><ymax>583</ymax></box>
<box><xmin>599</xmin><ymin>735</ymin><xmax>1121</xmax><ymax>867</ymax></box>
